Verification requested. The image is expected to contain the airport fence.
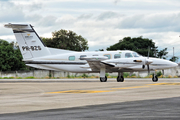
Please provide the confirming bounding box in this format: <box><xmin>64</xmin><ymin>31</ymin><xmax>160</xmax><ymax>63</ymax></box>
<box><xmin>0</xmin><ymin>70</ymin><xmax>102</xmax><ymax>78</ymax></box>
<box><xmin>0</xmin><ymin>66</ymin><xmax>180</xmax><ymax>78</ymax></box>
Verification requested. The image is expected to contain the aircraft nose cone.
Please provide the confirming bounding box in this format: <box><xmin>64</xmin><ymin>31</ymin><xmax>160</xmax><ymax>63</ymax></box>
<box><xmin>172</xmin><ymin>62</ymin><xmax>178</xmax><ymax>67</ymax></box>
<box><xmin>168</xmin><ymin>61</ymin><xmax>178</xmax><ymax>68</ymax></box>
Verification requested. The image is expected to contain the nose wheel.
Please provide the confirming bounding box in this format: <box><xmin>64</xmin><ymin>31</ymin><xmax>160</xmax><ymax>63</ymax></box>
<box><xmin>117</xmin><ymin>76</ymin><xmax>124</xmax><ymax>82</ymax></box>
<box><xmin>152</xmin><ymin>75</ymin><xmax>158</xmax><ymax>82</ymax></box>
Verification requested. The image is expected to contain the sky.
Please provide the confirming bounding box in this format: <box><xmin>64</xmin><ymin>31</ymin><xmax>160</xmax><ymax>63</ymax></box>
<box><xmin>0</xmin><ymin>0</ymin><xmax>180</xmax><ymax>59</ymax></box>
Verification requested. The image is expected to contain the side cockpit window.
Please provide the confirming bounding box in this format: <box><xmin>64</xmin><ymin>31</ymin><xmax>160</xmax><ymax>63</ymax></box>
<box><xmin>114</xmin><ymin>54</ymin><xmax>121</xmax><ymax>59</ymax></box>
<box><xmin>125</xmin><ymin>53</ymin><xmax>133</xmax><ymax>58</ymax></box>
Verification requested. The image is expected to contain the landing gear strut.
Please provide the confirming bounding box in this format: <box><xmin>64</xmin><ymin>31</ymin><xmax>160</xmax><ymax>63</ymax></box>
<box><xmin>100</xmin><ymin>67</ymin><xmax>107</xmax><ymax>82</ymax></box>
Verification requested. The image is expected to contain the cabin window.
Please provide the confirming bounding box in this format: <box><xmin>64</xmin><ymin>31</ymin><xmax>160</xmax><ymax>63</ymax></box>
<box><xmin>104</xmin><ymin>54</ymin><xmax>111</xmax><ymax>59</ymax></box>
<box><xmin>69</xmin><ymin>56</ymin><xmax>75</xmax><ymax>61</ymax></box>
<box><xmin>114</xmin><ymin>54</ymin><xmax>121</xmax><ymax>59</ymax></box>
<box><xmin>125</xmin><ymin>53</ymin><xmax>133</xmax><ymax>58</ymax></box>
<box><xmin>80</xmin><ymin>55</ymin><xmax>86</xmax><ymax>60</ymax></box>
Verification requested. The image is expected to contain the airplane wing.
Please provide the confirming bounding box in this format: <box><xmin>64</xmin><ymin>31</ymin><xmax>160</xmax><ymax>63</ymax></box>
<box><xmin>87</xmin><ymin>61</ymin><xmax>102</xmax><ymax>71</ymax></box>
<box><xmin>80</xmin><ymin>56</ymin><xmax>115</xmax><ymax>72</ymax></box>
<box><xmin>82</xmin><ymin>56</ymin><xmax>147</xmax><ymax>72</ymax></box>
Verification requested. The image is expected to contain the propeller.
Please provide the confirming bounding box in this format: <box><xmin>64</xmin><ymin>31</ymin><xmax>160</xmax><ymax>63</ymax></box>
<box><xmin>142</xmin><ymin>46</ymin><xmax>153</xmax><ymax>75</ymax></box>
<box><xmin>147</xmin><ymin>46</ymin><xmax>150</xmax><ymax>75</ymax></box>
<box><xmin>147</xmin><ymin>63</ymin><xmax>150</xmax><ymax>75</ymax></box>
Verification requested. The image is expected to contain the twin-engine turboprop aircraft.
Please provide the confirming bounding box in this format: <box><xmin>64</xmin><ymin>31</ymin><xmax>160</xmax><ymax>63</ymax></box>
<box><xmin>4</xmin><ymin>23</ymin><xmax>178</xmax><ymax>82</ymax></box>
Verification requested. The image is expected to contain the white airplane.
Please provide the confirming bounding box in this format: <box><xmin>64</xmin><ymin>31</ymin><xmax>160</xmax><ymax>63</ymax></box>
<box><xmin>4</xmin><ymin>23</ymin><xmax>178</xmax><ymax>82</ymax></box>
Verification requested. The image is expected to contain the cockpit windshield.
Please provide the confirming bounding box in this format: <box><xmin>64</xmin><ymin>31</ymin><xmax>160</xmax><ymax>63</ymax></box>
<box><xmin>132</xmin><ymin>52</ymin><xmax>141</xmax><ymax>57</ymax></box>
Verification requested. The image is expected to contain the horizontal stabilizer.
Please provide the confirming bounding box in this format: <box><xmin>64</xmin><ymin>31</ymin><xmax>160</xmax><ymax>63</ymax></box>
<box><xmin>4</xmin><ymin>24</ymin><xmax>28</xmax><ymax>28</ymax></box>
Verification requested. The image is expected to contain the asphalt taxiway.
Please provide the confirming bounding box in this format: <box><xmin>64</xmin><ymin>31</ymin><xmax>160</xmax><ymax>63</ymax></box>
<box><xmin>0</xmin><ymin>78</ymin><xmax>180</xmax><ymax>119</ymax></box>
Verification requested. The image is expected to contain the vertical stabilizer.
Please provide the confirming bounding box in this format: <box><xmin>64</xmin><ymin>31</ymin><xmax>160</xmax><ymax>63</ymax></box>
<box><xmin>4</xmin><ymin>23</ymin><xmax>51</xmax><ymax>60</ymax></box>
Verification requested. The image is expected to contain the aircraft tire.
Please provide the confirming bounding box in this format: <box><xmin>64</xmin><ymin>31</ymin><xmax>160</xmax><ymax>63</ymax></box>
<box><xmin>100</xmin><ymin>76</ymin><xmax>107</xmax><ymax>82</ymax></box>
<box><xmin>152</xmin><ymin>75</ymin><xmax>158</xmax><ymax>82</ymax></box>
<box><xmin>117</xmin><ymin>76</ymin><xmax>124</xmax><ymax>82</ymax></box>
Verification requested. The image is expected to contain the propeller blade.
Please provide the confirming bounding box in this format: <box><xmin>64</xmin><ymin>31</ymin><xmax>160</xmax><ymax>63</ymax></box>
<box><xmin>147</xmin><ymin>64</ymin><xmax>150</xmax><ymax>75</ymax></box>
<box><xmin>142</xmin><ymin>65</ymin><xmax>145</xmax><ymax>69</ymax></box>
<box><xmin>146</xmin><ymin>47</ymin><xmax>151</xmax><ymax>75</ymax></box>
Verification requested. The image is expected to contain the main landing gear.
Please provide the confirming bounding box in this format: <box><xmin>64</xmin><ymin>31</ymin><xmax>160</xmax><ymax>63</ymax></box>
<box><xmin>100</xmin><ymin>67</ymin><xmax>107</xmax><ymax>82</ymax></box>
<box><xmin>99</xmin><ymin>71</ymin><xmax>125</xmax><ymax>82</ymax></box>
<box><xmin>100</xmin><ymin>76</ymin><xmax>124</xmax><ymax>82</ymax></box>
<box><xmin>117</xmin><ymin>72</ymin><xmax>124</xmax><ymax>82</ymax></box>
<box><xmin>117</xmin><ymin>75</ymin><xmax>124</xmax><ymax>82</ymax></box>
<box><xmin>100</xmin><ymin>76</ymin><xmax>107</xmax><ymax>82</ymax></box>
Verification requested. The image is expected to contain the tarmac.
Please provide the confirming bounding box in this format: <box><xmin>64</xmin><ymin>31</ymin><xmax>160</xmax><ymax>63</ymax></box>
<box><xmin>0</xmin><ymin>78</ymin><xmax>180</xmax><ymax>119</ymax></box>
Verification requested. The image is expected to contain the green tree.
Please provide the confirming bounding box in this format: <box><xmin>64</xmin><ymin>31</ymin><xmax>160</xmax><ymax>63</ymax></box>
<box><xmin>169</xmin><ymin>56</ymin><xmax>179</xmax><ymax>62</ymax></box>
<box><xmin>157</xmin><ymin>48</ymin><xmax>168</xmax><ymax>59</ymax></box>
<box><xmin>0</xmin><ymin>39</ymin><xmax>26</xmax><ymax>71</ymax></box>
<box><xmin>107</xmin><ymin>36</ymin><xmax>168</xmax><ymax>58</ymax></box>
<box><xmin>42</xmin><ymin>29</ymin><xmax>89</xmax><ymax>51</ymax></box>
<box><xmin>107</xmin><ymin>36</ymin><xmax>157</xmax><ymax>57</ymax></box>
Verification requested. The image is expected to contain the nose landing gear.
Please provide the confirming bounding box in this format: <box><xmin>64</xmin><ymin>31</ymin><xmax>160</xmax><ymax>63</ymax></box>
<box><xmin>152</xmin><ymin>74</ymin><xmax>158</xmax><ymax>82</ymax></box>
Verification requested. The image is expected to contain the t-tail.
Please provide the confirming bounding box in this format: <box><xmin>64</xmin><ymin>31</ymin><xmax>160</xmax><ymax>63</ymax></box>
<box><xmin>4</xmin><ymin>23</ymin><xmax>51</xmax><ymax>60</ymax></box>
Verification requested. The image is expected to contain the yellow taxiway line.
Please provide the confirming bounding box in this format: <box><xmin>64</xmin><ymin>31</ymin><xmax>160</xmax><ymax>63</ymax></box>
<box><xmin>46</xmin><ymin>83</ymin><xmax>180</xmax><ymax>94</ymax></box>
<box><xmin>47</xmin><ymin>90</ymin><xmax>114</xmax><ymax>94</ymax></box>
<box><xmin>111</xmin><ymin>86</ymin><xmax>150</xmax><ymax>90</ymax></box>
<box><xmin>147</xmin><ymin>83</ymin><xmax>180</xmax><ymax>86</ymax></box>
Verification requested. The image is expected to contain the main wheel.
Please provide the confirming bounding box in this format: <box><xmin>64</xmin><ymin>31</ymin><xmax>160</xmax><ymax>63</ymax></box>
<box><xmin>100</xmin><ymin>76</ymin><xmax>107</xmax><ymax>82</ymax></box>
<box><xmin>117</xmin><ymin>76</ymin><xmax>124</xmax><ymax>82</ymax></box>
<box><xmin>152</xmin><ymin>75</ymin><xmax>158</xmax><ymax>82</ymax></box>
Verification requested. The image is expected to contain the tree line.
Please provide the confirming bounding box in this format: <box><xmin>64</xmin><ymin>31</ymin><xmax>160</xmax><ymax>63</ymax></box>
<box><xmin>0</xmin><ymin>30</ymin><xmax>178</xmax><ymax>71</ymax></box>
<box><xmin>41</xmin><ymin>29</ymin><xmax>89</xmax><ymax>51</ymax></box>
<box><xmin>0</xmin><ymin>40</ymin><xmax>26</xmax><ymax>71</ymax></box>
<box><xmin>106</xmin><ymin>36</ymin><xmax>178</xmax><ymax>61</ymax></box>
